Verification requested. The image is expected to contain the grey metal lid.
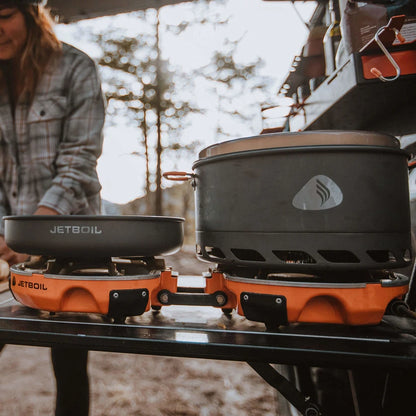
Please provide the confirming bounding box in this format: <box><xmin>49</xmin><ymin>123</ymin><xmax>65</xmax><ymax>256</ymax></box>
<box><xmin>198</xmin><ymin>131</ymin><xmax>400</xmax><ymax>159</ymax></box>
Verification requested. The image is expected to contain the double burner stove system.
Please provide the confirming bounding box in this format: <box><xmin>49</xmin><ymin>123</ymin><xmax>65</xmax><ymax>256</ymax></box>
<box><xmin>9</xmin><ymin>254</ymin><xmax>410</xmax><ymax>327</ymax></box>
<box><xmin>4</xmin><ymin>131</ymin><xmax>414</xmax><ymax>328</ymax></box>
<box><xmin>4</xmin><ymin>132</ymin><xmax>416</xmax><ymax>416</ymax></box>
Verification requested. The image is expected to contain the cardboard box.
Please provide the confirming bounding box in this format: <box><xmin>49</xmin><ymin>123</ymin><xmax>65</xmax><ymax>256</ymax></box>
<box><xmin>340</xmin><ymin>1</ymin><xmax>416</xmax><ymax>53</ymax></box>
<box><xmin>393</xmin><ymin>15</ymin><xmax>416</xmax><ymax>44</ymax></box>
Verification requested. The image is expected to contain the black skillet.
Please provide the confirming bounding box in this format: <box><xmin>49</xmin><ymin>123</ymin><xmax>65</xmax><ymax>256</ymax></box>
<box><xmin>4</xmin><ymin>215</ymin><xmax>184</xmax><ymax>258</ymax></box>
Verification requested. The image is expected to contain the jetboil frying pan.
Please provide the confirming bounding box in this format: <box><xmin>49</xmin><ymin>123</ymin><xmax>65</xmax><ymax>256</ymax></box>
<box><xmin>4</xmin><ymin>215</ymin><xmax>184</xmax><ymax>258</ymax></box>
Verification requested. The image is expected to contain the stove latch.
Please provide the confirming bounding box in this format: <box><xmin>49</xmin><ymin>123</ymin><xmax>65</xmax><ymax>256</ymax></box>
<box><xmin>240</xmin><ymin>292</ymin><xmax>288</xmax><ymax>328</ymax></box>
<box><xmin>108</xmin><ymin>289</ymin><xmax>149</xmax><ymax>323</ymax></box>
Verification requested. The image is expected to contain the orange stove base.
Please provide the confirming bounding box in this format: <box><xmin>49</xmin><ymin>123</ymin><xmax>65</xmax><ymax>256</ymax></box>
<box><xmin>9</xmin><ymin>268</ymin><xmax>409</xmax><ymax>326</ymax></box>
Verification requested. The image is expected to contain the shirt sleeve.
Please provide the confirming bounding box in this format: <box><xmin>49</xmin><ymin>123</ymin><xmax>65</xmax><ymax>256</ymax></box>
<box><xmin>38</xmin><ymin>54</ymin><xmax>106</xmax><ymax>215</ymax></box>
<box><xmin>0</xmin><ymin>184</ymin><xmax>9</xmax><ymax>235</ymax></box>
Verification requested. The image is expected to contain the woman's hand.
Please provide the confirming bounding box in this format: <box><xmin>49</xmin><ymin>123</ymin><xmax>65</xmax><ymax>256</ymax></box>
<box><xmin>0</xmin><ymin>258</ymin><xmax>9</xmax><ymax>281</ymax></box>
<box><xmin>0</xmin><ymin>235</ymin><xmax>28</xmax><ymax>266</ymax></box>
<box><xmin>0</xmin><ymin>206</ymin><xmax>59</xmax><ymax>269</ymax></box>
<box><xmin>34</xmin><ymin>206</ymin><xmax>59</xmax><ymax>216</ymax></box>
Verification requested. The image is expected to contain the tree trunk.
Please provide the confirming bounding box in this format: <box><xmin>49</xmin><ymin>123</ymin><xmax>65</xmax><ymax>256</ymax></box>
<box><xmin>143</xmin><ymin>109</ymin><xmax>150</xmax><ymax>194</ymax></box>
<box><xmin>155</xmin><ymin>10</ymin><xmax>163</xmax><ymax>216</ymax></box>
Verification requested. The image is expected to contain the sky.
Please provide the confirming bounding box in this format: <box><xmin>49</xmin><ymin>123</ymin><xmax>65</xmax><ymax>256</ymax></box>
<box><xmin>55</xmin><ymin>0</ymin><xmax>316</xmax><ymax>204</ymax></box>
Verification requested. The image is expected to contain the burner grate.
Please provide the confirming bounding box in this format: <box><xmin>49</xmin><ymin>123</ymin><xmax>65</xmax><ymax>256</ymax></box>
<box><xmin>15</xmin><ymin>256</ymin><xmax>167</xmax><ymax>277</ymax></box>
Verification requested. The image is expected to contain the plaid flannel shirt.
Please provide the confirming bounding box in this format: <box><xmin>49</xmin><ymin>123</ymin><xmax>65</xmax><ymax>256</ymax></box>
<box><xmin>0</xmin><ymin>43</ymin><xmax>105</xmax><ymax>234</ymax></box>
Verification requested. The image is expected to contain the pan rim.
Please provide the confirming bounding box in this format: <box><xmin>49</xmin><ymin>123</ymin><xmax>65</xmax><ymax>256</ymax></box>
<box><xmin>4</xmin><ymin>215</ymin><xmax>185</xmax><ymax>223</ymax></box>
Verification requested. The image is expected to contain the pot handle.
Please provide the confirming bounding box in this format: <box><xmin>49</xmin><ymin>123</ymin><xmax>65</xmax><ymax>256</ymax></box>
<box><xmin>163</xmin><ymin>171</ymin><xmax>195</xmax><ymax>181</ymax></box>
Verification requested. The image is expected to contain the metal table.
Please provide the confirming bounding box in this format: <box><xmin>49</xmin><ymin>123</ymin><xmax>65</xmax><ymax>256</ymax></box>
<box><xmin>2</xmin><ymin>279</ymin><xmax>416</xmax><ymax>369</ymax></box>
<box><xmin>2</xmin><ymin>279</ymin><xmax>416</xmax><ymax>415</ymax></box>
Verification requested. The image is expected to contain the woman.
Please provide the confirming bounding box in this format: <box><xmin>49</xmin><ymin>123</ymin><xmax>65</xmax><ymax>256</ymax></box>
<box><xmin>0</xmin><ymin>1</ymin><xmax>105</xmax><ymax>415</ymax></box>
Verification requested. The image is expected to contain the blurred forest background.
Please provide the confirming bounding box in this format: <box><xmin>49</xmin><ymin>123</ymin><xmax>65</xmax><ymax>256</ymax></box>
<box><xmin>56</xmin><ymin>0</ymin><xmax>313</xmax><ymax>243</ymax></box>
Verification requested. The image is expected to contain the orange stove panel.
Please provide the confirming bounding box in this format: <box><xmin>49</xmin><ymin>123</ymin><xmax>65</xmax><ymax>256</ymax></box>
<box><xmin>225</xmin><ymin>277</ymin><xmax>408</xmax><ymax>326</ymax></box>
<box><xmin>10</xmin><ymin>269</ymin><xmax>168</xmax><ymax>315</ymax></box>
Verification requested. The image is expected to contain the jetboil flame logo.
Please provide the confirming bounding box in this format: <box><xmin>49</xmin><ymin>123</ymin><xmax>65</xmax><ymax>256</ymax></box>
<box><xmin>292</xmin><ymin>175</ymin><xmax>343</xmax><ymax>211</ymax></box>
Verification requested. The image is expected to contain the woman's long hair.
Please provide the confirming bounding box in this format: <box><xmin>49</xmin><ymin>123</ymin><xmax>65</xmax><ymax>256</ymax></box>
<box><xmin>16</xmin><ymin>4</ymin><xmax>61</xmax><ymax>101</ymax></box>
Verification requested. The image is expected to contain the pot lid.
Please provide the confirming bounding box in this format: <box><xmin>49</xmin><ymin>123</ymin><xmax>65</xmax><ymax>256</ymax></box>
<box><xmin>198</xmin><ymin>131</ymin><xmax>400</xmax><ymax>159</ymax></box>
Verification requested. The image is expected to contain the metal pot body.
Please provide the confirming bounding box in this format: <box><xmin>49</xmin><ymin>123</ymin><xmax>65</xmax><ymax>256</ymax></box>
<box><xmin>4</xmin><ymin>215</ymin><xmax>184</xmax><ymax>258</ymax></box>
<box><xmin>193</xmin><ymin>133</ymin><xmax>411</xmax><ymax>271</ymax></box>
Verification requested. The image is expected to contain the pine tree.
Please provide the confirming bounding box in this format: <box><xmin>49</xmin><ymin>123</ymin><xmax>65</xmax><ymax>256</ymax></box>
<box><xmin>89</xmin><ymin>0</ymin><xmax>272</xmax><ymax>214</ymax></box>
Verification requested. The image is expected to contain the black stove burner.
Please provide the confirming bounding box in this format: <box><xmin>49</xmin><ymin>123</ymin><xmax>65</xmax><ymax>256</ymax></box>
<box><xmin>19</xmin><ymin>256</ymin><xmax>166</xmax><ymax>276</ymax></box>
<box><xmin>218</xmin><ymin>264</ymin><xmax>398</xmax><ymax>284</ymax></box>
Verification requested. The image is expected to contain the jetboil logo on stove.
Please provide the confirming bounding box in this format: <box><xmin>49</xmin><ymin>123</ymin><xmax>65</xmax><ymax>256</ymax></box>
<box><xmin>292</xmin><ymin>175</ymin><xmax>343</xmax><ymax>211</ymax></box>
<box><xmin>49</xmin><ymin>225</ymin><xmax>103</xmax><ymax>235</ymax></box>
<box><xmin>12</xmin><ymin>276</ymin><xmax>47</xmax><ymax>291</ymax></box>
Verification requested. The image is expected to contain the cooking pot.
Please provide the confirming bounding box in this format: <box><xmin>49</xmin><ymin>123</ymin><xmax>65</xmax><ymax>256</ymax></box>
<box><xmin>4</xmin><ymin>215</ymin><xmax>184</xmax><ymax>258</ymax></box>
<box><xmin>165</xmin><ymin>131</ymin><xmax>411</xmax><ymax>271</ymax></box>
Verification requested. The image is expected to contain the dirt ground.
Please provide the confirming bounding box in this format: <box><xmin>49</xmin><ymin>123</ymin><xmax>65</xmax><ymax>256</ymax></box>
<box><xmin>0</xmin><ymin>246</ymin><xmax>279</xmax><ymax>415</ymax></box>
